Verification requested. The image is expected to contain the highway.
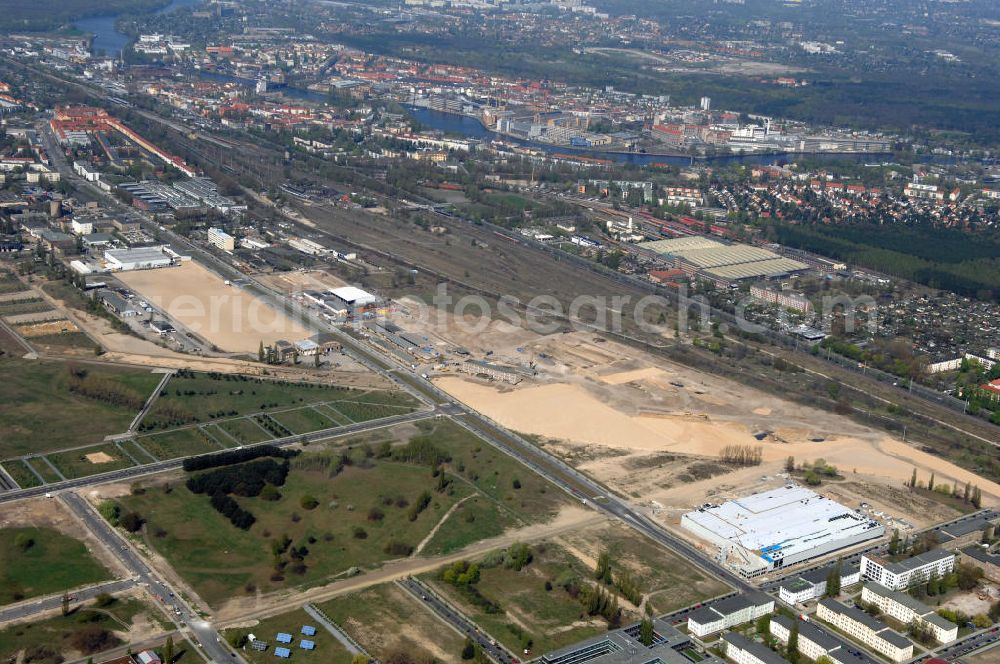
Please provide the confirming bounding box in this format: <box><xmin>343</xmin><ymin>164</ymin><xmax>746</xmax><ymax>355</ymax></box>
<box><xmin>0</xmin><ymin>409</ymin><xmax>435</xmax><ymax>504</ymax></box>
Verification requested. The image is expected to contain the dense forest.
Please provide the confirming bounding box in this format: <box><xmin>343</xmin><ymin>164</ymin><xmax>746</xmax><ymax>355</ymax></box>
<box><xmin>769</xmin><ymin>223</ymin><xmax>1000</xmax><ymax>300</ymax></box>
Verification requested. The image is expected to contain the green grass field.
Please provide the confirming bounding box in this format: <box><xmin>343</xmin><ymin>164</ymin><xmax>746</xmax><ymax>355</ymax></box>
<box><xmin>419</xmin><ymin>495</ymin><xmax>514</xmax><ymax>556</ymax></box>
<box><xmin>26</xmin><ymin>458</ymin><xmax>62</xmax><ymax>484</ymax></box>
<box><xmin>0</xmin><ymin>595</ymin><xmax>154</xmax><ymax>662</ymax></box>
<box><xmin>48</xmin><ymin>443</ymin><xmax>136</xmax><ymax>479</ymax></box>
<box><xmin>0</xmin><ymin>273</ymin><xmax>26</xmax><ymax>295</ymax></box>
<box><xmin>23</xmin><ymin>330</ymin><xmax>96</xmax><ymax>350</ymax></box>
<box><xmin>216</xmin><ymin>418</ymin><xmax>274</xmax><ymax>445</ymax></box>
<box><xmin>139</xmin><ymin>373</ymin><xmax>417</xmax><ymax>431</ymax></box>
<box><xmin>224</xmin><ymin>607</ymin><xmax>354</xmax><ymax>664</ymax></box>
<box><xmin>117</xmin><ymin>453</ymin><xmax>475</xmax><ymax>606</ymax></box>
<box><xmin>426</xmin><ymin>544</ymin><xmax>608</xmax><ymax>656</ymax></box>
<box><xmin>1</xmin><ymin>460</ymin><xmax>42</xmax><ymax>489</ymax></box>
<box><xmin>558</xmin><ymin>523</ymin><xmax>731</xmax><ymax>616</ymax></box>
<box><xmin>137</xmin><ymin>428</ymin><xmax>221</xmax><ymax>460</ymax></box>
<box><xmin>0</xmin><ymin>527</ymin><xmax>111</xmax><ymax>605</ymax></box>
<box><xmin>0</xmin><ymin>358</ymin><xmax>160</xmax><ymax>458</ymax></box>
<box><xmin>269</xmin><ymin>406</ymin><xmax>339</xmax><ymax>435</ymax></box>
<box><xmin>316</xmin><ymin>583</ymin><xmax>466</xmax><ymax>663</ymax></box>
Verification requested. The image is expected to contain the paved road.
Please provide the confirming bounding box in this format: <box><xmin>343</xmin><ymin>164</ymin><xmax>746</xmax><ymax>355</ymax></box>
<box><xmin>0</xmin><ymin>410</ymin><xmax>434</xmax><ymax>503</ymax></box>
<box><xmin>398</xmin><ymin>578</ymin><xmax>515</xmax><ymax>664</ymax></box>
<box><xmin>0</xmin><ymin>579</ymin><xmax>137</xmax><ymax>624</ymax></box>
<box><xmin>59</xmin><ymin>492</ymin><xmax>243</xmax><ymax>664</ymax></box>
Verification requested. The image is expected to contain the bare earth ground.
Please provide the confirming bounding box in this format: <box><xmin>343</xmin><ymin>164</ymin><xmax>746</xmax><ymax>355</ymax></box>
<box><xmin>117</xmin><ymin>262</ymin><xmax>311</xmax><ymax>352</ymax></box>
<box><xmin>408</xmin><ymin>321</ymin><xmax>998</xmax><ymax>532</ymax></box>
<box><xmin>941</xmin><ymin>590</ymin><xmax>998</xmax><ymax>618</ymax></box>
<box><xmin>254</xmin><ymin>269</ymin><xmax>347</xmax><ymax>294</ymax></box>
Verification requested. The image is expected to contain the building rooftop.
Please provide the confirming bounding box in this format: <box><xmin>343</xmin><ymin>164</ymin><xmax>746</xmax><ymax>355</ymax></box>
<box><xmin>865</xmin><ymin>549</ymin><xmax>955</xmax><ymax>575</ymax></box>
<box><xmin>771</xmin><ymin>614</ymin><xmax>842</xmax><ymax>652</ymax></box>
<box><xmin>722</xmin><ymin>632</ymin><xmax>787</xmax><ymax>664</ymax></box>
<box><xmin>684</xmin><ymin>485</ymin><xmax>881</xmax><ymax>564</ymax></box>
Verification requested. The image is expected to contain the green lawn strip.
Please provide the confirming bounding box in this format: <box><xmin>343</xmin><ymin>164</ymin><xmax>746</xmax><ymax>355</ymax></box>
<box><xmin>120</xmin><ymin>439</ymin><xmax>157</xmax><ymax>464</ymax></box>
<box><xmin>316</xmin><ymin>583</ymin><xmax>466</xmax><ymax>662</ymax></box>
<box><xmin>138</xmin><ymin>428</ymin><xmax>221</xmax><ymax>460</ymax></box>
<box><xmin>0</xmin><ymin>299</ymin><xmax>54</xmax><ymax>316</ymax></box>
<box><xmin>0</xmin><ymin>276</ymin><xmax>25</xmax><ymax>295</ymax></box>
<box><xmin>141</xmin><ymin>373</ymin><xmax>363</xmax><ymax>430</ymax></box>
<box><xmin>25</xmin><ymin>331</ymin><xmax>96</xmax><ymax>350</ymax></box>
<box><xmin>224</xmin><ymin>607</ymin><xmax>354</xmax><ymax>664</ymax></box>
<box><xmin>322</xmin><ymin>403</ymin><xmax>355</xmax><ymax>424</ymax></box>
<box><xmin>0</xmin><ymin>527</ymin><xmax>112</xmax><ymax>605</ymax></box>
<box><xmin>314</xmin><ymin>404</ymin><xmax>349</xmax><ymax>426</ymax></box>
<box><xmin>0</xmin><ymin>596</ymin><xmax>153</xmax><ymax>662</ymax></box>
<box><xmin>328</xmin><ymin>400</ymin><xmax>411</xmax><ymax>423</ymax></box>
<box><xmin>1</xmin><ymin>460</ymin><xmax>42</xmax><ymax>489</ymax></box>
<box><xmin>0</xmin><ymin>358</ymin><xmax>160</xmax><ymax>458</ymax></box>
<box><xmin>27</xmin><ymin>458</ymin><xmax>62</xmax><ymax>484</ymax></box>
<box><xmin>343</xmin><ymin>389</ymin><xmax>421</xmax><ymax>408</ymax></box>
<box><xmin>117</xmin><ymin>457</ymin><xmax>474</xmax><ymax>607</ymax></box>
<box><xmin>217</xmin><ymin>417</ymin><xmax>275</xmax><ymax>445</ymax></box>
<box><xmin>268</xmin><ymin>407</ymin><xmax>339</xmax><ymax>436</ymax></box>
<box><xmin>48</xmin><ymin>444</ymin><xmax>136</xmax><ymax>480</ymax></box>
<box><xmin>425</xmin><ymin>544</ymin><xmax>609</xmax><ymax>656</ymax></box>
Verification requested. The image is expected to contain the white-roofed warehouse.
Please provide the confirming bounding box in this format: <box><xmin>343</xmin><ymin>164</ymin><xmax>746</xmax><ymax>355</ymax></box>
<box><xmin>681</xmin><ymin>485</ymin><xmax>884</xmax><ymax>579</ymax></box>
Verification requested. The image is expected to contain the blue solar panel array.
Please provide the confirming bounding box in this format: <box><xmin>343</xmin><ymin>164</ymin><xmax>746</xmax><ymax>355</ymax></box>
<box><xmin>300</xmin><ymin>640</ymin><xmax>315</xmax><ymax>650</ymax></box>
<box><xmin>274</xmin><ymin>647</ymin><xmax>291</xmax><ymax>659</ymax></box>
<box><xmin>301</xmin><ymin>625</ymin><xmax>317</xmax><ymax>636</ymax></box>
<box><xmin>276</xmin><ymin>633</ymin><xmax>293</xmax><ymax>644</ymax></box>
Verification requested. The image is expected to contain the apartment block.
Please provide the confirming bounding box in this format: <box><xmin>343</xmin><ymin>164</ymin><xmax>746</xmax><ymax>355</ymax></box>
<box><xmin>860</xmin><ymin>582</ymin><xmax>957</xmax><ymax>644</ymax></box>
<box><xmin>686</xmin><ymin>592</ymin><xmax>774</xmax><ymax>638</ymax></box>
<box><xmin>860</xmin><ymin>550</ymin><xmax>955</xmax><ymax>591</ymax></box>
<box><xmin>816</xmin><ymin>599</ymin><xmax>913</xmax><ymax>663</ymax></box>
<box><xmin>721</xmin><ymin>633</ymin><xmax>786</xmax><ymax>664</ymax></box>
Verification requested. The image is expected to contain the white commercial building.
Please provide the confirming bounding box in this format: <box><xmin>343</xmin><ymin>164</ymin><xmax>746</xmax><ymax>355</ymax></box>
<box><xmin>686</xmin><ymin>592</ymin><xmax>774</xmax><ymax>638</ymax></box>
<box><xmin>207</xmin><ymin>227</ymin><xmax>235</xmax><ymax>252</ymax></box>
<box><xmin>816</xmin><ymin>599</ymin><xmax>913</xmax><ymax>663</ymax></box>
<box><xmin>860</xmin><ymin>550</ymin><xmax>955</xmax><ymax>591</ymax></box>
<box><xmin>860</xmin><ymin>582</ymin><xmax>958</xmax><ymax>644</ymax></box>
<box><xmin>104</xmin><ymin>246</ymin><xmax>177</xmax><ymax>271</ymax></box>
<box><xmin>681</xmin><ymin>485</ymin><xmax>884</xmax><ymax>578</ymax></box>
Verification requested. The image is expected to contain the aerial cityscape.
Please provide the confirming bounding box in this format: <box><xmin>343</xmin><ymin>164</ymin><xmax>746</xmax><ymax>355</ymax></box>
<box><xmin>0</xmin><ymin>1</ymin><xmax>998</xmax><ymax>664</ymax></box>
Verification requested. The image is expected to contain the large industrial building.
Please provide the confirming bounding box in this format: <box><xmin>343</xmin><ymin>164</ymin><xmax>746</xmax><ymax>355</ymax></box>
<box><xmin>639</xmin><ymin>236</ymin><xmax>808</xmax><ymax>286</ymax></box>
<box><xmin>681</xmin><ymin>485</ymin><xmax>885</xmax><ymax>578</ymax></box>
<box><xmin>104</xmin><ymin>245</ymin><xmax>190</xmax><ymax>271</ymax></box>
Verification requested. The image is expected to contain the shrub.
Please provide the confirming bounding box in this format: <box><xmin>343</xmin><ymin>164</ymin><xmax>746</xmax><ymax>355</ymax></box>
<box><xmin>300</xmin><ymin>495</ymin><xmax>319</xmax><ymax>510</ymax></box>
<box><xmin>368</xmin><ymin>507</ymin><xmax>385</xmax><ymax>522</ymax></box>
<box><xmin>352</xmin><ymin>526</ymin><xmax>368</xmax><ymax>539</ymax></box>
<box><xmin>119</xmin><ymin>511</ymin><xmax>144</xmax><ymax>533</ymax></box>
<box><xmin>384</xmin><ymin>541</ymin><xmax>414</xmax><ymax>556</ymax></box>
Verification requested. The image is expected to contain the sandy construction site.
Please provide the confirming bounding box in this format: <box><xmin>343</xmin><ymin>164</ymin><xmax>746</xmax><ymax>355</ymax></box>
<box><xmin>117</xmin><ymin>262</ymin><xmax>311</xmax><ymax>353</ymax></box>
<box><xmin>416</xmin><ymin>319</ymin><xmax>1000</xmax><ymax>529</ymax></box>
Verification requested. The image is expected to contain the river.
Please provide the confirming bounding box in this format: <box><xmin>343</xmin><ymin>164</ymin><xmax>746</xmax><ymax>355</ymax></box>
<box><xmin>405</xmin><ymin>108</ymin><xmax>894</xmax><ymax>167</ymax></box>
<box><xmin>76</xmin><ymin>0</ymin><xmax>202</xmax><ymax>58</ymax></box>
